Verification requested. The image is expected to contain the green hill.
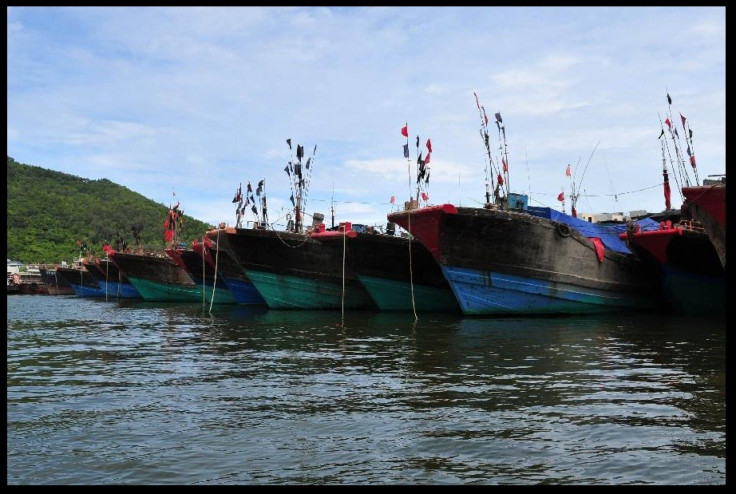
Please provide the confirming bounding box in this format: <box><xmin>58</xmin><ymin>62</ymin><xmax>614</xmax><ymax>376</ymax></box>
<box><xmin>7</xmin><ymin>156</ymin><xmax>212</xmax><ymax>264</ymax></box>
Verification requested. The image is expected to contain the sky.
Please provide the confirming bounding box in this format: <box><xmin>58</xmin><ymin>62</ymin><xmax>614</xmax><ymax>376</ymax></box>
<box><xmin>7</xmin><ymin>6</ymin><xmax>726</xmax><ymax>231</ymax></box>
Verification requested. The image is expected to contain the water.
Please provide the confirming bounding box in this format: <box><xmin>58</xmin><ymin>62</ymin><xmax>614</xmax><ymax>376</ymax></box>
<box><xmin>7</xmin><ymin>295</ymin><xmax>726</xmax><ymax>485</ymax></box>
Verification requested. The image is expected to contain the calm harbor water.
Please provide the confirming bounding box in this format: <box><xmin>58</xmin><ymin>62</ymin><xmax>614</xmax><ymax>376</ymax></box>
<box><xmin>7</xmin><ymin>295</ymin><xmax>726</xmax><ymax>485</ymax></box>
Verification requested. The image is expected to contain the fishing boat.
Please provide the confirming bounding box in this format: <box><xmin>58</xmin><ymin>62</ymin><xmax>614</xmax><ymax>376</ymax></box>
<box><xmin>620</xmin><ymin>219</ymin><xmax>724</xmax><ymax>316</ymax></box>
<box><xmin>312</xmin><ymin>222</ymin><xmax>459</xmax><ymax>313</ymax></box>
<box><xmin>319</xmin><ymin>125</ymin><xmax>458</xmax><ymax>313</ymax></box>
<box><xmin>81</xmin><ymin>256</ymin><xmax>142</xmax><ymax>299</ymax></box>
<box><xmin>387</xmin><ymin>95</ymin><xmax>662</xmax><ymax>315</ymax></box>
<box><xmin>38</xmin><ymin>265</ymin><xmax>76</xmax><ymax>295</ymax></box>
<box><xmin>660</xmin><ymin>93</ymin><xmax>725</xmax><ymax>270</ymax></box>
<box><xmin>389</xmin><ymin>203</ymin><xmax>663</xmax><ymax>315</ymax></box>
<box><xmin>55</xmin><ymin>264</ymin><xmax>106</xmax><ymax>298</ymax></box>
<box><xmin>194</xmin><ymin>235</ymin><xmax>266</xmax><ymax>305</ymax></box>
<box><xmin>109</xmin><ymin>201</ymin><xmax>204</xmax><ymax>302</ymax></box>
<box><xmin>109</xmin><ymin>252</ymin><xmax>204</xmax><ymax>302</ymax></box>
<box><xmin>210</xmin><ymin>222</ymin><xmax>376</xmax><ymax>310</ymax></box>
<box><xmin>681</xmin><ymin>177</ymin><xmax>726</xmax><ymax>269</ymax></box>
<box><xmin>165</xmin><ymin>244</ymin><xmax>238</xmax><ymax>305</ymax></box>
<box><xmin>206</xmin><ymin>140</ymin><xmax>376</xmax><ymax>310</ymax></box>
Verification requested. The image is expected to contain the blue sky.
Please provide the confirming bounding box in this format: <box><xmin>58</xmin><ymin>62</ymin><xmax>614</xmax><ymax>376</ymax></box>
<box><xmin>7</xmin><ymin>6</ymin><xmax>725</xmax><ymax>230</ymax></box>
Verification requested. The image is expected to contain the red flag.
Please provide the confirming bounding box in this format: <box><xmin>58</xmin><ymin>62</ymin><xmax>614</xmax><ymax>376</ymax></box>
<box><xmin>571</xmin><ymin>206</ymin><xmax>577</xmax><ymax>218</ymax></box>
<box><xmin>680</xmin><ymin>113</ymin><xmax>687</xmax><ymax>129</ymax></box>
<box><xmin>565</xmin><ymin>164</ymin><xmax>571</xmax><ymax>177</ymax></box>
<box><xmin>426</xmin><ymin>138</ymin><xmax>432</xmax><ymax>153</ymax></box>
<box><xmin>690</xmin><ymin>155</ymin><xmax>697</xmax><ymax>168</ymax></box>
<box><xmin>401</xmin><ymin>125</ymin><xmax>408</xmax><ymax>137</ymax></box>
<box><xmin>425</xmin><ymin>152</ymin><xmax>431</xmax><ymax>164</ymax></box>
<box><xmin>497</xmin><ymin>173</ymin><xmax>504</xmax><ymax>186</ymax></box>
<box><xmin>557</xmin><ymin>192</ymin><xmax>565</xmax><ymax>202</ymax></box>
<box><xmin>502</xmin><ymin>157</ymin><xmax>508</xmax><ymax>172</ymax></box>
<box><xmin>665</xmin><ymin>118</ymin><xmax>672</xmax><ymax>128</ymax></box>
<box><xmin>164</xmin><ymin>230</ymin><xmax>174</xmax><ymax>243</ymax></box>
<box><xmin>421</xmin><ymin>192</ymin><xmax>429</xmax><ymax>201</ymax></box>
<box><xmin>390</xmin><ymin>196</ymin><xmax>395</xmax><ymax>204</ymax></box>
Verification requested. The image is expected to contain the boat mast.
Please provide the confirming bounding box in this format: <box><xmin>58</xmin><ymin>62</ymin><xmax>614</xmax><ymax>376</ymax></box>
<box><xmin>473</xmin><ymin>92</ymin><xmax>495</xmax><ymax>206</ymax></box>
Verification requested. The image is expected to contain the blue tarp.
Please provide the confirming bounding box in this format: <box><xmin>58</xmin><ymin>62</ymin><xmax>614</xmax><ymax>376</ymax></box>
<box><xmin>526</xmin><ymin>206</ymin><xmax>661</xmax><ymax>254</ymax></box>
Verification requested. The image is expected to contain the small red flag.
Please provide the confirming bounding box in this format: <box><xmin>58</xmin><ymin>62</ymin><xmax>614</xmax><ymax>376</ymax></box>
<box><xmin>680</xmin><ymin>113</ymin><xmax>687</xmax><ymax>129</ymax></box>
<box><xmin>425</xmin><ymin>152</ymin><xmax>431</xmax><ymax>164</ymax></box>
<box><xmin>426</xmin><ymin>138</ymin><xmax>432</xmax><ymax>153</ymax></box>
<box><xmin>502</xmin><ymin>157</ymin><xmax>508</xmax><ymax>172</ymax></box>
<box><xmin>497</xmin><ymin>173</ymin><xmax>504</xmax><ymax>186</ymax></box>
<box><xmin>690</xmin><ymin>155</ymin><xmax>697</xmax><ymax>168</ymax></box>
<box><xmin>665</xmin><ymin>118</ymin><xmax>672</xmax><ymax>128</ymax></box>
<box><xmin>557</xmin><ymin>192</ymin><xmax>565</xmax><ymax>202</ymax></box>
<box><xmin>401</xmin><ymin>125</ymin><xmax>408</xmax><ymax>137</ymax></box>
<box><xmin>421</xmin><ymin>192</ymin><xmax>429</xmax><ymax>201</ymax></box>
<box><xmin>565</xmin><ymin>164</ymin><xmax>571</xmax><ymax>177</ymax></box>
<box><xmin>390</xmin><ymin>196</ymin><xmax>395</xmax><ymax>204</ymax></box>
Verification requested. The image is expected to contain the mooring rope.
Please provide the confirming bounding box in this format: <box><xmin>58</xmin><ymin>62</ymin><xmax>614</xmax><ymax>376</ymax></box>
<box><xmin>341</xmin><ymin>228</ymin><xmax>346</xmax><ymax>326</ymax></box>
<box><xmin>408</xmin><ymin>211</ymin><xmax>417</xmax><ymax>321</ymax></box>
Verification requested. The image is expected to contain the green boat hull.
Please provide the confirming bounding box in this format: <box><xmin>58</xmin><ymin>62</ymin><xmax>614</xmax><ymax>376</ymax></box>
<box><xmin>357</xmin><ymin>274</ymin><xmax>460</xmax><ymax>312</ymax></box>
<box><xmin>246</xmin><ymin>269</ymin><xmax>376</xmax><ymax>310</ymax></box>
<box><xmin>127</xmin><ymin>276</ymin><xmax>202</xmax><ymax>302</ymax></box>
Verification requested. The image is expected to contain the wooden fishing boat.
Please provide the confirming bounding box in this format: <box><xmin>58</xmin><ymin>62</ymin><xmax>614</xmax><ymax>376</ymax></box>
<box><xmin>194</xmin><ymin>236</ymin><xmax>266</xmax><ymax>305</ymax></box>
<box><xmin>208</xmin><ymin>225</ymin><xmax>376</xmax><ymax>310</ymax></box>
<box><xmin>165</xmin><ymin>245</ymin><xmax>238</xmax><ymax>304</ymax></box>
<box><xmin>81</xmin><ymin>257</ymin><xmax>142</xmax><ymax>299</ymax></box>
<box><xmin>388</xmin><ymin>203</ymin><xmax>663</xmax><ymax>315</ymax></box>
<box><xmin>56</xmin><ymin>264</ymin><xmax>106</xmax><ymax>297</ymax></box>
<box><xmin>620</xmin><ymin>219</ymin><xmax>724</xmax><ymax>315</ymax></box>
<box><xmin>311</xmin><ymin>224</ymin><xmax>459</xmax><ymax>313</ymax></box>
<box><xmin>38</xmin><ymin>266</ymin><xmax>76</xmax><ymax>295</ymax></box>
<box><xmin>207</xmin><ymin>139</ymin><xmax>376</xmax><ymax>310</ymax></box>
<box><xmin>681</xmin><ymin>177</ymin><xmax>725</xmax><ymax>269</ymax></box>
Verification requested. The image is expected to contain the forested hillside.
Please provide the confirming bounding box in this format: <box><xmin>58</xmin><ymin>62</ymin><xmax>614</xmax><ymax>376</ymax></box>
<box><xmin>7</xmin><ymin>156</ymin><xmax>212</xmax><ymax>264</ymax></box>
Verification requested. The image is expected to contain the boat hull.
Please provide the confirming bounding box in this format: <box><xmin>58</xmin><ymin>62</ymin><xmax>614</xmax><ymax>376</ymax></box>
<box><xmin>83</xmin><ymin>260</ymin><xmax>142</xmax><ymax>299</ymax></box>
<box><xmin>388</xmin><ymin>204</ymin><xmax>661</xmax><ymax>315</ymax></box>
<box><xmin>56</xmin><ymin>267</ymin><xmax>106</xmax><ymax>297</ymax></box>
<box><xmin>38</xmin><ymin>268</ymin><xmax>76</xmax><ymax>295</ymax></box>
<box><xmin>110</xmin><ymin>253</ymin><xmax>202</xmax><ymax>302</ymax></box>
<box><xmin>165</xmin><ymin>249</ymin><xmax>238</xmax><ymax>305</ymax></box>
<box><xmin>314</xmin><ymin>231</ymin><xmax>459</xmax><ymax>312</ymax></box>
<box><xmin>682</xmin><ymin>183</ymin><xmax>726</xmax><ymax>269</ymax></box>
<box><xmin>357</xmin><ymin>274</ymin><xmax>459</xmax><ymax>312</ymax></box>
<box><xmin>195</xmin><ymin>238</ymin><xmax>266</xmax><ymax>305</ymax></box>
<box><xmin>623</xmin><ymin>227</ymin><xmax>725</xmax><ymax>316</ymax></box>
<box><xmin>209</xmin><ymin>228</ymin><xmax>376</xmax><ymax>310</ymax></box>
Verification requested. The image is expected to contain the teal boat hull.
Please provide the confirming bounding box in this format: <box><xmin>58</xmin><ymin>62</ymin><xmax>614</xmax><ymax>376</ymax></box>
<box><xmin>246</xmin><ymin>269</ymin><xmax>375</xmax><ymax>310</ymax></box>
<box><xmin>357</xmin><ymin>274</ymin><xmax>460</xmax><ymax>312</ymax></box>
<box><xmin>126</xmin><ymin>276</ymin><xmax>204</xmax><ymax>302</ymax></box>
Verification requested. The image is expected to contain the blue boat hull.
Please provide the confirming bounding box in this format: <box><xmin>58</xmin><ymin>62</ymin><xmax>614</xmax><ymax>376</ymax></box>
<box><xmin>95</xmin><ymin>281</ymin><xmax>142</xmax><ymax>299</ymax></box>
<box><xmin>220</xmin><ymin>275</ymin><xmax>267</xmax><ymax>305</ymax></box>
<box><xmin>443</xmin><ymin>266</ymin><xmax>655</xmax><ymax>315</ymax></box>
<box><xmin>69</xmin><ymin>283</ymin><xmax>107</xmax><ymax>298</ymax></box>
